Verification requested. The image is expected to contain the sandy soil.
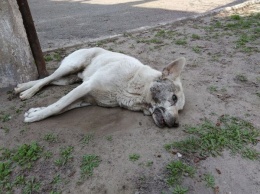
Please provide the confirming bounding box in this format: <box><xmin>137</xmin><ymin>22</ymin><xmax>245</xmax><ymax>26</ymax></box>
<box><xmin>0</xmin><ymin>3</ymin><xmax>259</xmax><ymax>194</ymax></box>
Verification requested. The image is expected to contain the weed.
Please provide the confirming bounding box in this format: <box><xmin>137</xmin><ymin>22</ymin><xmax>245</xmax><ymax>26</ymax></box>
<box><xmin>81</xmin><ymin>133</ymin><xmax>94</xmax><ymax>145</ymax></box>
<box><xmin>192</xmin><ymin>46</ymin><xmax>201</xmax><ymax>53</ymax></box>
<box><xmin>172</xmin><ymin>185</ymin><xmax>189</xmax><ymax>194</ymax></box>
<box><xmin>12</xmin><ymin>142</ymin><xmax>43</xmax><ymax>168</ymax></box>
<box><xmin>43</xmin><ymin>133</ymin><xmax>58</xmax><ymax>143</ymax></box>
<box><xmin>256</xmin><ymin>92</ymin><xmax>260</xmax><ymax>98</ymax></box>
<box><xmin>230</xmin><ymin>14</ymin><xmax>241</xmax><ymax>20</ymax></box>
<box><xmin>0</xmin><ymin>161</ymin><xmax>12</xmax><ymax>191</ymax></box>
<box><xmin>146</xmin><ymin>161</ymin><xmax>153</xmax><ymax>167</ymax></box>
<box><xmin>14</xmin><ymin>175</ymin><xmax>26</xmax><ymax>186</ymax></box>
<box><xmin>208</xmin><ymin>86</ymin><xmax>218</xmax><ymax>93</ymax></box>
<box><xmin>16</xmin><ymin>108</ymin><xmax>22</xmax><ymax>114</ymax></box>
<box><xmin>191</xmin><ymin>34</ymin><xmax>200</xmax><ymax>40</ymax></box>
<box><xmin>236</xmin><ymin>74</ymin><xmax>248</xmax><ymax>82</ymax></box>
<box><xmin>175</xmin><ymin>39</ymin><xmax>187</xmax><ymax>45</ymax></box>
<box><xmin>44</xmin><ymin>55</ymin><xmax>53</xmax><ymax>62</ymax></box>
<box><xmin>150</xmin><ymin>38</ymin><xmax>164</xmax><ymax>44</ymax></box>
<box><xmin>204</xmin><ymin>173</ymin><xmax>215</xmax><ymax>188</ymax></box>
<box><xmin>106</xmin><ymin>135</ymin><xmax>113</xmax><ymax>141</ymax></box>
<box><xmin>166</xmin><ymin>160</ymin><xmax>195</xmax><ymax>186</ymax></box>
<box><xmin>43</xmin><ymin>150</ymin><xmax>53</xmax><ymax>160</ymax></box>
<box><xmin>165</xmin><ymin>115</ymin><xmax>259</xmax><ymax>160</ymax></box>
<box><xmin>80</xmin><ymin>154</ymin><xmax>101</xmax><ymax>178</ymax></box>
<box><xmin>51</xmin><ymin>174</ymin><xmax>61</xmax><ymax>184</ymax></box>
<box><xmin>1</xmin><ymin>113</ymin><xmax>11</xmax><ymax>122</ymax></box>
<box><xmin>53</xmin><ymin>52</ymin><xmax>62</xmax><ymax>61</ymax></box>
<box><xmin>22</xmin><ymin>177</ymin><xmax>41</xmax><ymax>194</ymax></box>
<box><xmin>129</xmin><ymin>153</ymin><xmax>140</xmax><ymax>162</ymax></box>
<box><xmin>55</xmin><ymin>146</ymin><xmax>74</xmax><ymax>166</ymax></box>
<box><xmin>155</xmin><ymin>30</ymin><xmax>167</xmax><ymax>37</ymax></box>
<box><xmin>155</xmin><ymin>30</ymin><xmax>175</xmax><ymax>38</ymax></box>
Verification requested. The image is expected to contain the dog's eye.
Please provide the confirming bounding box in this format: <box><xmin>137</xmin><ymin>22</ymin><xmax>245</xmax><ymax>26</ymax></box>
<box><xmin>172</xmin><ymin>95</ymin><xmax>178</xmax><ymax>102</ymax></box>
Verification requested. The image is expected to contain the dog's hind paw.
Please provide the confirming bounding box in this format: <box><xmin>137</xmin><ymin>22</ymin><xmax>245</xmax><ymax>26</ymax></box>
<box><xmin>20</xmin><ymin>88</ymin><xmax>37</xmax><ymax>100</ymax></box>
<box><xmin>14</xmin><ymin>82</ymin><xmax>32</xmax><ymax>94</ymax></box>
<box><xmin>24</xmin><ymin>107</ymin><xmax>46</xmax><ymax>122</ymax></box>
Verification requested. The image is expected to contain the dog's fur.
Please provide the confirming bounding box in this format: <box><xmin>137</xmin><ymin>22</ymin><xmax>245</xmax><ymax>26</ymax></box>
<box><xmin>15</xmin><ymin>48</ymin><xmax>186</xmax><ymax>127</ymax></box>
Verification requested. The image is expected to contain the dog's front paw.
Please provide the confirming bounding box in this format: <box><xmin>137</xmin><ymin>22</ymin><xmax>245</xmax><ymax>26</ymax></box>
<box><xmin>24</xmin><ymin>107</ymin><xmax>46</xmax><ymax>122</ymax></box>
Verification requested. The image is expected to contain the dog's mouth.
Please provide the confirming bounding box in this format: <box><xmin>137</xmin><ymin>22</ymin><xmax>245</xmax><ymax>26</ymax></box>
<box><xmin>152</xmin><ymin>107</ymin><xmax>179</xmax><ymax>128</ymax></box>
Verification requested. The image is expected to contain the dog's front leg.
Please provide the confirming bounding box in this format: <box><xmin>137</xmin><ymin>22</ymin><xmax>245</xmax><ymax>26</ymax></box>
<box><xmin>24</xmin><ymin>82</ymin><xmax>92</xmax><ymax>122</ymax></box>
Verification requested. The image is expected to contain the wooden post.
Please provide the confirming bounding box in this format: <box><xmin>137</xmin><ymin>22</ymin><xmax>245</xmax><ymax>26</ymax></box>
<box><xmin>17</xmin><ymin>0</ymin><xmax>49</xmax><ymax>78</ymax></box>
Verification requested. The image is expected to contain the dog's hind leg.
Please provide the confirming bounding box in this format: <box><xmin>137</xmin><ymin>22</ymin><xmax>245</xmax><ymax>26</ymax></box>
<box><xmin>18</xmin><ymin>49</ymin><xmax>98</xmax><ymax>100</ymax></box>
<box><xmin>15</xmin><ymin>80</ymin><xmax>40</xmax><ymax>94</ymax></box>
<box><xmin>24</xmin><ymin>81</ymin><xmax>93</xmax><ymax>122</ymax></box>
<box><xmin>15</xmin><ymin>74</ymin><xmax>82</xmax><ymax>94</ymax></box>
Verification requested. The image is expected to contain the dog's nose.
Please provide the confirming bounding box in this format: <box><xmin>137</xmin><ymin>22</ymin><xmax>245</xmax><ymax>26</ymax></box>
<box><xmin>165</xmin><ymin>114</ymin><xmax>179</xmax><ymax>128</ymax></box>
<box><xmin>172</xmin><ymin>121</ymin><xmax>179</xmax><ymax>128</ymax></box>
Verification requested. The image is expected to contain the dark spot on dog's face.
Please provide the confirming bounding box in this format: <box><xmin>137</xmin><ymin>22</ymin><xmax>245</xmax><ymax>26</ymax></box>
<box><xmin>150</xmin><ymin>79</ymin><xmax>179</xmax><ymax>104</ymax></box>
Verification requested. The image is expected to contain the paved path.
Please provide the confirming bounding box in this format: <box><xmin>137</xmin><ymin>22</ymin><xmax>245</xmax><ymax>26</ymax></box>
<box><xmin>28</xmin><ymin>0</ymin><xmax>246</xmax><ymax>50</ymax></box>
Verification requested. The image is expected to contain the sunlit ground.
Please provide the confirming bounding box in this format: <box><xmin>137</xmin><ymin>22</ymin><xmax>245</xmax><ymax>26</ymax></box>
<box><xmin>50</xmin><ymin>0</ymin><xmax>241</xmax><ymax>13</ymax></box>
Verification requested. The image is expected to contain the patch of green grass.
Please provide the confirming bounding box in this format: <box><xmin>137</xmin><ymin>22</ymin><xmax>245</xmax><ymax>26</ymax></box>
<box><xmin>192</xmin><ymin>46</ymin><xmax>201</xmax><ymax>53</ymax></box>
<box><xmin>106</xmin><ymin>135</ymin><xmax>113</xmax><ymax>141</ymax></box>
<box><xmin>44</xmin><ymin>55</ymin><xmax>53</xmax><ymax>62</ymax></box>
<box><xmin>191</xmin><ymin>34</ymin><xmax>200</xmax><ymax>40</ymax></box>
<box><xmin>172</xmin><ymin>185</ymin><xmax>189</xmax><ymax>194</ymax></box>
<box><xmin>166</xmin><ymin>160</ymin><xmax>195</xmax><ymax>186</ymax></box>
<box><xmin>81</xmin><ymin>133</ymin><xmax>94</xmax><ymax>145</ymax></box>
<box><xmin>129</xmin><ymin>153</ymin><xmax>140</xmax><ymax>162</ymax></box>
<box><xmin>53</xmin><ymin>52</ymin><xmax>62</xmax><ymax>61</ymax></box>
<box><xmin>204</xmin><ymin>173</ymin><xmax>215</xmax><ymax>188</ymax></box>
<box><xmin>175</xmin><ymin>39</ymin><xmax>187</xmax><ymax>45</ymax></box>
<box><xmin>146</xmin><ymin>161</ymin><xmax>153</xmax><ymax>167</ymax></box>
<box><xmin>150</xmin><ymin>38</ymin><xmax>164</xmax><ymax>44</ymax></box>
<box><xmin>22</xmin><ymin>177</ymin><xmax>41</xmax><ymax>194</ymax></box>
<box><xmin>54</xmin><ymin>146</ymin><xmax>74</xmax><ymax>166</ymax></box>
<box><xmin>12</xmin><ymin>142</ymin><xmax>43</xmax><ymax>168</ymax></box>
<box><xmin>51</xmin><ymin>174</ymin><xmax>61</xmax><ymax>184</ymax></box>
<box><xmin>1</xmin><ymin>113</ymin><xmax>11</xmax><ymax>122</ymax></box>
<box><xmin>208</xmin><ymin>86</ymin><xmax>218</xmax><ymax>93</ymax></box>
<box><xmin>43</xmin><ymin>133</ymin><xmax>58</xmax><ymax>143</ymax></box>
<box><xmin>155</xmin><ymin>30</ymin><xmax>175</xmax><ymax>38</ymax></box>
<box><xmin>235</xmin><ymin>74</ymin><xmax>248</xmax><ymax>82</ymax></box>
<box><xmin>43</xmin><ymin>150</ymin><xmax>53</xmax><ymax>160</ymax></box>
<box><xmin>80</xmin><ymin>154</ymin><xmax>101</xmax><ymax>178</ymax></box>
<box><xmin>0</xmin><ymin>161</ymin><xmax>12</xmax><ymax>191</ymax></box>
<box><xmin>14</xmin><ymin>175</ymin><xmax>26</xmax><ymax>186</ymax></box>
<box><xmin>165</xmin><ymin>115</ymin><xmax>260</xmax><ymax>160</ymax></box>
<box><xmin>230</xmin><ymin>14</ymin><xmax>241</xmax><ymax>20</ymax></box>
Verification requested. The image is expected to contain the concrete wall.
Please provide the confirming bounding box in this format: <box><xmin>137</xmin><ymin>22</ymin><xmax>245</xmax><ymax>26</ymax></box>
<box><xmin>0</xmin><ymin>0</ymin><xmax>38</xmax><ymax>90</ymax></box>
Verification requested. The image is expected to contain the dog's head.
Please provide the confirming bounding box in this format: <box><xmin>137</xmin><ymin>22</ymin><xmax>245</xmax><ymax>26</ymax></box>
<box><xmin>149</xmin><ymin>57</ymin><xmax>185</xmax><ymax>128</ymax></box>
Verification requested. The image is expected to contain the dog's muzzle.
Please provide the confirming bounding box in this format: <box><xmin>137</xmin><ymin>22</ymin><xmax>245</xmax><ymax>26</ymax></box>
<box><xmin>152</xmin><ymin>107</ymin><xmax>179</xmax><ymax>128</ymax></box>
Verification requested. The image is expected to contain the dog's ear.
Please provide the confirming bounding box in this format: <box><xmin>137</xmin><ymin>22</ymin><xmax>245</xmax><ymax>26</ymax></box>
<box><xmin>162</xmin><ymin>57</ymin><xmax>186</xmax><ymax>79</ymax></box>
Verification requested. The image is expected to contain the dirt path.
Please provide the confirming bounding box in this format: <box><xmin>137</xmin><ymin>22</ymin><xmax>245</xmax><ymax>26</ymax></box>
<box><xmin>0</xmin><ymin>2</ymin><xmax>259</xmax><ymax>194</ymax></box>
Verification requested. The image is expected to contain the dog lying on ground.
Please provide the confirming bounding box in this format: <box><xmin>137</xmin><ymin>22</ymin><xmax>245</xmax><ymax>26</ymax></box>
<box><xmin>15</xmin><ymin>47</ymin><xmax>186</xmax><ymax>127</ymax></box>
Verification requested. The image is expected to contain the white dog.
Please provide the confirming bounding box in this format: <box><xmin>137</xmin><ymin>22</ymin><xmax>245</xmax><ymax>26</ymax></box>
<box><xmin>15</xmin><ymin>48</ymin><xmax>186</xmax><ymax>127</ymax></box>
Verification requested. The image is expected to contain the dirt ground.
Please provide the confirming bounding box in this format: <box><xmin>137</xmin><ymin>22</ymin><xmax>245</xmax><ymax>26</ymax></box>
<box><xmin>0</xmin><ymin>2</ymin><xmax>260</xmax><ymax>194</ymax></box>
